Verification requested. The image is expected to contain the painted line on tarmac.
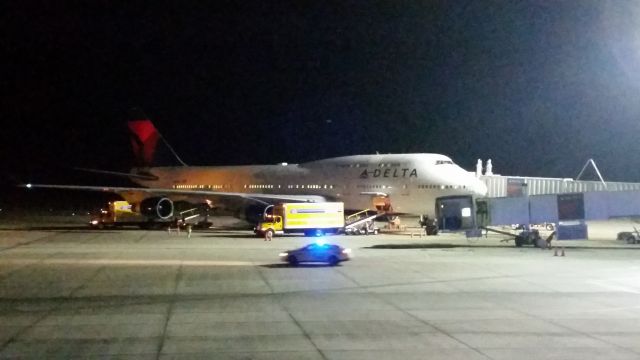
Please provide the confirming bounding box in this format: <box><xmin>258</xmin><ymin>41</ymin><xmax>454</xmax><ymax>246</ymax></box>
<box><xmin>588</xmin><ymin>279</ymin><xmax>640</xmax><ymax>294</ymax></box>
<box><xmin>0</xmin><ymin>258</ymin><xmax>257</xmax><ymax>266</ymax></box>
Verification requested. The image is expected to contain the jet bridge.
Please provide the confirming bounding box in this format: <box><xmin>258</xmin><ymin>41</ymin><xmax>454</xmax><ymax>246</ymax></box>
<box><xmin>435</xmin><ymin>195</ymin><xmax>475</xmax><ymax>231</ymax></box>
<box><xmin>476</xmin><ymin>165</ymin><xmax>640</xmax><ymax>239</ymax></box>
<box><xmin>479</xmin><ymin>191</ymin><xmax>640</xmax><ymax>226</ymax></box>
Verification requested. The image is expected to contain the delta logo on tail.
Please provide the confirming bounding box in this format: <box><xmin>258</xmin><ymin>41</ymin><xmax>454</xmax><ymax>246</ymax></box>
<box><xmin>128</xmin><ymin>119</ymin><xmax>160</xmax><ymax>168</ymax></box>
<box><xmin>126</xmin><ymin>109</ymin><xmax>187</xmax><ymax>168</ymax></box>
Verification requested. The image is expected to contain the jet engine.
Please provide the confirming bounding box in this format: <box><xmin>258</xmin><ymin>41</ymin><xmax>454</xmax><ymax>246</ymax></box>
<box><xmin>230</xmin><ymin>203</ymin><xmax>271</xmax><ymax>225</ymax></box>
<box><xmin>139</xmin><ymin>197</ymin><xmax>174</xmax><ymax>220</ymax></box>
<box><xmin>244</xmin><ymin>203</ymin><xmax>271</xmax><ymax>225</ymax></box>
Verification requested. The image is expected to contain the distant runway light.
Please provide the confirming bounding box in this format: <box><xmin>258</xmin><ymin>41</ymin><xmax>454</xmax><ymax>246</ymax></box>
<box><xmin>26</xmin><ymin>183</ymin><xmax>32</xmax><ymax>188</ymax></box>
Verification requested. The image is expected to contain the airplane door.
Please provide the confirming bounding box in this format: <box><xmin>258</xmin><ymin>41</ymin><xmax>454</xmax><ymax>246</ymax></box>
<box><xmin>435</xmin><ymin>196</ymin><xmax>475</xmax><ymax>231</ymax></box>
<box><xmin>373</xmin><ymin>195</ymin><xmax>392</xmax><ymax>212</ymax></box>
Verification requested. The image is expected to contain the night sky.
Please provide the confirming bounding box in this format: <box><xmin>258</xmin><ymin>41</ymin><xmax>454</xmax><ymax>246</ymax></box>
<box><xmin>3</xmin><ymin>1</ymin><xmax>640</xmax><ymax>194</ymax></box>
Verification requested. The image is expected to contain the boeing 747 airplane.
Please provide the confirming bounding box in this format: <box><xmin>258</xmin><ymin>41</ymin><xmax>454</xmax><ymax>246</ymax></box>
<box><xmin>24</xmin><ymin>115</ymin><xmax>488</xmax><ymax>230</ymax></box>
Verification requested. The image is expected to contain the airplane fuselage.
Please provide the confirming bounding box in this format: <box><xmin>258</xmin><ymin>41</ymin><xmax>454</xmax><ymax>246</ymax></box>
<box><xmin>131</xmin><ymin>154</ymin><xmax>487</xmax><ymax>217</ymax></box>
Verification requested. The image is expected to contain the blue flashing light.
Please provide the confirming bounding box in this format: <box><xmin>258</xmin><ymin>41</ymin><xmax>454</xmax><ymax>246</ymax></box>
<box><xmin>315</xmin><ymin>238</ymin><xmax>327</xmax><ymax>246</ymax></box>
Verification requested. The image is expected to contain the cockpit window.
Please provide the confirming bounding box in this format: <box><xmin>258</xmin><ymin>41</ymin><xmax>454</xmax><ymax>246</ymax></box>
<box><xmin>435</xmin><ymin>160</ymin><xmax>454</xmax><ymax>165</ymax></box>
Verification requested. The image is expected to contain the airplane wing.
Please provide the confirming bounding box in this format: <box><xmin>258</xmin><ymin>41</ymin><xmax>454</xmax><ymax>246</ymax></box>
<box><xmin>21</xmin><ymin>183</ymin><xmax>328</xmax><ymax>205</ymax></box>
<box><xmin>73</xmin><ymin>168</ymin><xmax>159</xmax><ymax>181</ymax></box>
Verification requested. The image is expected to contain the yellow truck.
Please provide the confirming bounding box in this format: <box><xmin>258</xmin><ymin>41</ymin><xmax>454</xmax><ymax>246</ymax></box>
<box><xmin>255</xmin><ymin>202</ymin><xmax>345</xmax><ymax>237</ymax></box>
<box><xmin>90</xmin><ymin>200</ymin><xmax>158</xmax><ymax>229</ymax></box>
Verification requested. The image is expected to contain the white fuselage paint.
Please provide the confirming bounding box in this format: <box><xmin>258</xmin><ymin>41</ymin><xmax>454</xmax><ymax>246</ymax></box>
<box><xmin>131</xmin><ymin>154</ymin><xmax>487</xmax><ymax>217</ymax></box>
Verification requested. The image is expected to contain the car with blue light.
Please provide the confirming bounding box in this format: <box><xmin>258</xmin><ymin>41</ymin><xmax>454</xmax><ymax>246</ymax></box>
<box><xmin>279</xmin><ymin>240</ymin><xmax>351</xmax><ymax>266</ymax></box>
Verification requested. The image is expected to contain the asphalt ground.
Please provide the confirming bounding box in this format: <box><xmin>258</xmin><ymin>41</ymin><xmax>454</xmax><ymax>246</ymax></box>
<box><xmin>1</xmin><ymin>222</ymin><xmax>640</xmax><ymax>359</ymax></box>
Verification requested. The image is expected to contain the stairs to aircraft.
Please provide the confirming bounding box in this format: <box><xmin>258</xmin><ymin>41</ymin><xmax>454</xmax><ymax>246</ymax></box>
<box><xmin>177</xmin><ymin>208</ymin><xmax>213</xmax><ymax>229</ymax></box>
<box><xmin>344</xmin><ymin>209</ymin><xmax>380</xmax><ymax>234</ymax></box>
<box><xmin>179</xmin><ymin>208</ymin><xmax>200</xmax><ymax>222</ymax></box>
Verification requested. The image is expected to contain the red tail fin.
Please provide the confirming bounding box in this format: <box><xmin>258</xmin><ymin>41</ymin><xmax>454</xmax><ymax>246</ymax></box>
<box><xmin>128</xmin><ymin>118</ymin><xmax>160</xmax><ymax>167</ymax></box>
<box><xmin>127</xmin><ymin>109</ymin><xmax>187</xmax><ymax>167</ymax></box>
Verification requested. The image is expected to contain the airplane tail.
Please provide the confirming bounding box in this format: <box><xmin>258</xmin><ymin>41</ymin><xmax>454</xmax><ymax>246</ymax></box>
<box><xmin>127</xmin><ymin>109</ymin><xmax>187</xmax><ymax>168</ymax></box>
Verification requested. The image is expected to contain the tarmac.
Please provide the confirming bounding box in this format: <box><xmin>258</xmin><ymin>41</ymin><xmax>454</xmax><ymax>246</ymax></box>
<box><xmin>1</xmin><ymin>218</ymin><xmax>640</xmax><ymax>359</ymax></box>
